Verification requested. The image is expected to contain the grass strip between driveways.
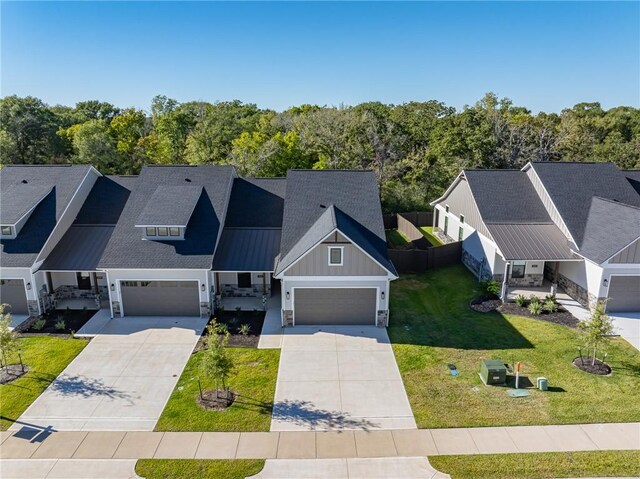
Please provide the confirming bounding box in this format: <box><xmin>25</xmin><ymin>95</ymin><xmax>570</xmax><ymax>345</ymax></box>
<box><xmin>418</xmin><ymin>226</ymin><xmax>443</xmax><ymax>246</ymax></box>
<box><xmin>155</xmin><ymin>348</ymin><xmax>280</xmax><ymax>432</ymax></box>
<box><xmin>0</xmin><ymin>336</ymin><xmax>88</xmax><ymax>431</ymax></box>
<box><xmin>135</xmin><ymin>459</ymin><xmax>265</xmax><ymax>479</ymax></box>
<box><xmin>389</xmin><ymin>265</ymin><xmax>640</xmax><ymax>428</ymax></box>
<box><xmin>430</xmin><ymin>450</ymin><xmax>640</xmax><ymax>479</ymax></box>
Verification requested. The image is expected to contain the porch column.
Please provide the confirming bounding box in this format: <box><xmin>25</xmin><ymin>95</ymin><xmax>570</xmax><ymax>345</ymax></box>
<box><xmin>92</xmin><ymin>272</ymin><xmax>99</xmax><ymax>294</ymax></box>
<box><xmin>262</xmin><ymin>274</ymin><xmax>266</xmax><ymax>294</ymax></box>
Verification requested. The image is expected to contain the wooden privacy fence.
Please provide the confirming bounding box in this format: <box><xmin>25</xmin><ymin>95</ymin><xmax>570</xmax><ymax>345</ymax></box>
<box><xmin>397</xmin><ymin>214</ymin><xmax>431</xmax><ymax>250</ymax></box>
<box><xmin>383</xmin><ymin>211</ymin><xmax>434</xmax><ymax>230</ymax></box>
<box><xmin>388</xmin><ymin>241</ymin><xmax>462</xmax><ymax>274</ymax></box>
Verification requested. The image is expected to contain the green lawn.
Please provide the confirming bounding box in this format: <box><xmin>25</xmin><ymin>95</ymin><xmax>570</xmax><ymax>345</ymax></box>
<box><xmin>418</xmin><ymin>226</ymin><xmax>443</xmax><ymax>246</ymax></box>
<box><xmin>385</xmin><ymin>229</ymin><xmax>412</xmax><ymax>249</ymax></box>
<box><xmin>430</xmin><ymin>451</ymin><xmax>640</xmax><ymax>479</ymax></box>
<box><xmin>155</xmin><ymin>348</ymin><xmax>280</xmax><ymax>432</ymax></box>
<box><xmin>389</xmin><ymin>265</ymin><xmax>640</xmax><ymax>428</ymax></box>
<box><xmin>0</xmin><ymin>336</ymin><xmax>88</xmax><ymax>430</ymax></box>
<box><xmin>136</xmin><ymin>459</ymin><xmax>264</xmax><ymax>479</ymax></box>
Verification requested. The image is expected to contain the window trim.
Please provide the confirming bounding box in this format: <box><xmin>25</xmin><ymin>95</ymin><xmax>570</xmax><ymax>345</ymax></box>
<box><xmin>157</xmin><ymin>227</ymin><xmax>168</xmax><ymax>237</ymax></box>
<box><xmin>145</xmin><ymin>227</ymin><xmax>157</xmax><ymax>237</ymax></box>
<box><xmin>459</xmin><ymin>214</ymin><xmax>465</xmax><ymax>224</ymax></box>
<box><xmin>458</xmin><ymin>226</ymin><xmax>464</xmax><ymax>241</ymax></box>
<box><xmin>328</xmin><ymin>246</ymin><xmax>344</xmax><ymax>266</ymax></box>
<box><xmin>1</xmin><ymin>225</ymin><xmax>13</xmax><ymax>236</ymax></box>
<box><xmin>169</xmin><ymin>227</ymin><xmax>180</xmax><ymax>237</ymax></box>
<box><xmin>511</xmin><ymin>261</ymin><xmax>526</xmax><ymax>279</ymax></box>
<box><xmin>445</xmin><ymin>204</ymin><xmax>449</xmax><ymax>213</ymax></box>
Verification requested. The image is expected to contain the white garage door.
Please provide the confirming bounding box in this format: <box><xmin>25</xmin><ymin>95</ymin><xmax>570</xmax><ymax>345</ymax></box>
<box><xmin>607</xmin><ymin>276</ymin><xmax>640</xmax><ymax>313</ymax></box>
<box><xmin>121</xmin><ymin>280</ymin><xmax>200</xmax><ymax>317</ymax></box>
<box><xmin>294</xmin><ymin>288</ymin><xmax>377</xmax><ymax>325</ymax></box>
<box><xmin>0</xmin><ymin>279</ymin><xmax>29</xmax><ymax>315</ymax></box>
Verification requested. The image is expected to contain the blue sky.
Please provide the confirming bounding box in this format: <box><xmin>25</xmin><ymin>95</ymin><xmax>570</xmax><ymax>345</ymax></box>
<box><xmin>2</xmin><ymin>1</ymin><xmax>638</xmax><ymax>112</ymax></box>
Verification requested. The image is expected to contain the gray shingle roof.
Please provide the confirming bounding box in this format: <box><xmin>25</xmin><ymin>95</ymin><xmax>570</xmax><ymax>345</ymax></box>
<box><xmin>0</xmin><ymin>165</ymin><xmax>93</xmax><ymax>267</ymax></box>
<box><xmin>212</xmin><ymin>228</ymin><xmax>282</xmax><ymax>271</ymax></box>
<box><xmin>135</xmin><ymin>185</ymin><xmax>203</xmax><ymax>227</ymax></box>
<box><xmin>578</xmin><ymin>197</ymin><xmax>640</xmax><ymax>264</ymax></box>
<box><xmin>98</xmin><ymin>166</ymin><xmax>235</xmax><ymax>270</ymax></box>
<box><xmin>275</xmin><ymin>170</ymin><xmax>396</xmax><ymax>276</ymax></box>
<box><xmin>74</xmin><ymin>176</ymin><xmax>135</xmax><ymax>225</ymax></box>
<box><xmin>486</xmin><ymin>224</ymin><xmax>577</xmax><ymax>261</ymax></box>
<box><xmin>464</xmin><ymin>170</ymin><xmax>552</xmax><ymax>224</ymax></box>
<box><xmin>530</xmin><ymin>162</ymin><xmax>640</xmax><ymax>245</ymax></box>
<box><xmin>624</xmin><ymin>170</ymin><xmax>640</xmax><ymax>195</ymax></box>
<box><xmin>0</xmin><ymin>183</ymin><xmax>53</xmax><ymax>225</ymax></box>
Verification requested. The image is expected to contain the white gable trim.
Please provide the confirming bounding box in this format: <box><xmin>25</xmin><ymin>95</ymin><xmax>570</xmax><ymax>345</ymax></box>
<box><xmin>274</xmin><ymin>227</ymin><xmax>397</xmax><ymax>280</ymax></box>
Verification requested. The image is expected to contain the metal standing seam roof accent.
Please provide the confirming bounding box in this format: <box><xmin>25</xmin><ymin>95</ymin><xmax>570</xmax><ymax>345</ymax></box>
<box><xmin>0</xmin><ymin>183</ymin><xmax>53</xmax><ymax>225</ymax></box>
<box><xmin>40</xmin><ymin>225</ymin><xmax>115</xmax><ymax>271</ymax></box>
<box><xmin>486</xmin><ymin>224</ymin><xmax>577</xmax><ymax>261</ymax></box>
<box><xmin>212</xmin><ymin>228</ymin><xmax>282</xmax><ymax>272</ymax></box>
<box><xmin>135</xmin><ymin>184</ymin><xmax>203</xmax><ymax>227</ymax></box>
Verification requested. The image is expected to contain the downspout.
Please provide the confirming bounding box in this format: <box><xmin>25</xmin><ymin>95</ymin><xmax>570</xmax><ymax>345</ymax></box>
<box><xmin>501</xmin><ymin>261</ymin><xmax>510</xmax><ymax>301</ymax></box>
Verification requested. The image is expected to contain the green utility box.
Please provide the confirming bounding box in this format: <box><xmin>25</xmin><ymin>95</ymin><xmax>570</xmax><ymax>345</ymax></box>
<box><xmin>480</xmin><ymin>359</ymin><xmax>507</xmax><ymax>385</ymax></box>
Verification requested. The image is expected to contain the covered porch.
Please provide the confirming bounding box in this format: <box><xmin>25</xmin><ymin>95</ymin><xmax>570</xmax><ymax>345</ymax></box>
<box><xmin>506</xmin><ymin>278</ymin><xmax>573</xmax><ymax>302</ymax></box>
<box><xmin>39</xmin><ymin>271</ymin><xmax>109</xmax><ymax>312</ymax></box>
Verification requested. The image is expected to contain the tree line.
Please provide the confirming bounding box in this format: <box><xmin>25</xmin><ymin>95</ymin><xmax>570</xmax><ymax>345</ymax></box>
<box><xmin>1</xmin><ymin>93</ymin><xmax>639</xmax><ymax>212</ymax></box>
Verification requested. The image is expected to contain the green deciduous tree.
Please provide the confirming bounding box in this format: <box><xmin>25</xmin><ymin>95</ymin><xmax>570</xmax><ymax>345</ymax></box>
<box><xmin>579</xmin><ymin>301</ymin><xmax>615</xmax><ymax>366</ymax></box>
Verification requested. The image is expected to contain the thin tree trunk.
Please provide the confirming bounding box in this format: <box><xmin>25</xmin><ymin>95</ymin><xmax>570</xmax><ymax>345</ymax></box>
<box><xmin>198</xmin><ymin>377</ymin><xmax>203</xmax><ymax>400</ymax></box>
<box><xmin>592</xmin><ymin>347</ymin><xmax>597</xmax><ymax>366</ymax></box>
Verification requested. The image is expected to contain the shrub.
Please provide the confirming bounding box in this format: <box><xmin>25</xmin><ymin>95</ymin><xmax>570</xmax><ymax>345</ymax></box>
<box><xmin>32</xmin><ymin>318</ymin><xmax>46</xmax><ymax>331</ymax></box>
<box><xmin>54</xmin><ymin>320</ymin><xmax>66</xmax><ymax>331</ymax></box>
<box><xmin>543</xmin><ymin>298</ymin><xmax>558</xmax><ymax>313</ymax></box>
<box><xmin>529</xmin><ymin>295</ymin><xmax>541</xmax><ymax>305</ymax></box>
<box><xmin>515</xmin><ymin>294</ymin><xmax>527</xmax><ymax>307</ymax></box>
<box><xmin>545</xmin><ymin>294</ymin><xmax>556</xmax><ymax>302</ymax></box>
<box><xmin>239</xmin><ymin>323</ymin><xmax>251</xmax><ymax>336</ymax></box>
<box><xmin>528</xmin><ymin>301</ymin><xmax>543</xmax><ymax>316</ymax></box>
<box><xmin>479</xmin><ymin>279</ymin><xmax>501</xmax><ymax>298</ymax></box>
<box><xmin>579</xmin><ymin>300</ymin><xmax>614</xmax><ymax>366</ymax></box>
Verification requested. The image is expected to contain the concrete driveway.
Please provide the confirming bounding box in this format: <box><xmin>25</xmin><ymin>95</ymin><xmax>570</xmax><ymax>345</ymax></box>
<box><xmin>13</xmin><ymin>316</ymin><xmax>206</xmax><ymax>432</ymax></box>
<box><xmin>610</xmin><ymin>312</ymin><xmax>640</xmax><ymax>351</ymax></box>
<box><xmin>271</xmin><ymin>326</ymin><xmax>416</xmax><ymax>431</ymax></box>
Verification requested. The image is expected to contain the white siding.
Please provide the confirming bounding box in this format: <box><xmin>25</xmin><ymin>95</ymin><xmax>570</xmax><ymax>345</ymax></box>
<box><xmin>525</xmin><ymin>166</ymin><xmax>573</xmax><ymax>242</ymax></box>
<box><xmin>51</xmin><ymin>271</ymin><xmax>78</xmax><ymax>289</ymax></box>
<box><xmin>437</xmin><ymin>178</ymin><xmax>491</xmax><ymax>239</ymax></box>
<box><xmin>558</xmin><ymin>261</ymin><xmax>588</xmax><ymax>290</ymax></box>
<box><xmin>609</xmin><ymin>238</ymin><xmax>640</xmax><ymax>264</ymax></box>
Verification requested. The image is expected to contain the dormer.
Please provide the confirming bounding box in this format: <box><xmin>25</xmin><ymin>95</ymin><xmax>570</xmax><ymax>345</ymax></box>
<box><xmin>0</xmin><ymin>181</ymin><xmax>53</xmax><ymax>239</ymax></box>
<box><xmin>134</xmin><ymin>184</ymin><xmax>203</xmax><ymax>241</ymax></box>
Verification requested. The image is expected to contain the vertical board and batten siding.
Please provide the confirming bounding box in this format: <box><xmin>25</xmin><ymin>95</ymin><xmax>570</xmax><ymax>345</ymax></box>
<box><xmin>609</xmin><ymin>238</ymin><xmax>640</xmax><ymax>264</ymax></box>
<box><xmin>524</xmin><ymin>166</ymin><xmax>572</xmax><ymax>241</ymax></box>
<box><xmin>284</xmin><ymin>233</ymin><xmax>387</xmax><ymax>277</ymax></box>
<box><xmin>439</xmin><ymin>178</ymin><xmax>491</xmax><ymax>239</ymax></box>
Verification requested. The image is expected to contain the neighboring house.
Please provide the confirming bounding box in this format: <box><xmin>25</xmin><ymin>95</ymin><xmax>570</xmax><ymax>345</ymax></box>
<box><xmin>0</xmin><ymin>165</ymin><xmax>100</xmax><ymax>316</ymax></box>
<box><xmin>0</xmin><ymin>165</ymin><xmax>396</xmax><ymax>326</ymax></box>
<box><xmin>431</xmin><ymin>162</ymin><xmax>640</xmax><ymax>313</ymax></box>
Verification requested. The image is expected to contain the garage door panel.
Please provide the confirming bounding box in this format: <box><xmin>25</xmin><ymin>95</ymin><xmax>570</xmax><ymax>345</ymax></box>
<box><xmin>607</xmin><ymin>276</ymin><xmax>640</xmax><ymax>313</ymax></box>
<box><xmin>295</xmin><ymin>288</ymin><xmax>376</xmax><ymax>325</ymax></box>
<box><xmin>0</xmin><ymin>279</ymin><xmax>29</xmax><ymax>315</ymax></box>
<box><xmin>121</xmin><ymin>281</ymin><xmax>200</xmax><ymax>317</ymax></box>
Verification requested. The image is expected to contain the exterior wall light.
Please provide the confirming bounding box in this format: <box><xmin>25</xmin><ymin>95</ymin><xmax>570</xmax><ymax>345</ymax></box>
<box><xmin>26</xmin><ymin>282</ymin><xmax>32</xmax><ymax>290</ymax></box>
<box><xmin>201</xmin><ymin>283</ymin><xmax>206</xmax><ymax>292</ymax></box>
<box><xmin>603</xmin><ymin>278</ymin><xmax>609</xmax><ymax>287</ymax></box>
<box><xmin>110</xmin><ymin>283</ymin><xmax>115</xmax><ymax>291</ymax></box>
<box><xmin>381</xmin><ymin>291</ymin><xmax>385</xmax><ymax>300</ymax></box>
<box><xmin>286</xmin><ymin>291</ymin><xmax>290</xmax><ymax>300</ymax></box>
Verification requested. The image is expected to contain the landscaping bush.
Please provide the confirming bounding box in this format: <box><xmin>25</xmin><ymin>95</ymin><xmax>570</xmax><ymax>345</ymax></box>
<box><xmin>528</xmin><ymin>301</ymin><xmax>543</xmax><ymax>316</ymax></box>
<box><xmin>239</xmin><ymin>324</ymin><xmax>251</xmax><ymax>336</ymax></box>
<box><xmin>54</xmin><ymin>320</ymin><xmax>66</xmax><ymax>331</ymax></box>
<box><xmin>543</xmin><ymin>298</ymin><xmax>558</xmax><ymax>313</ymax></box>
<box><xmin>515</xmin><ymin>294</ymin><xmax>527</xmax><ymax>307</ymax></box>
<box><xmin>32</xmin><ymin>318</ymin><xmax>46</xmax><ymax>331</ymax></box>
<box><xmin>479</xmin><ymin>279</ymin><xmax>501</xmax><ymax>298</ymax></box>
<box><xmin>529</xmin><ymin>294</ymin><xmax>541</xmax><ymax>305</ymax></box>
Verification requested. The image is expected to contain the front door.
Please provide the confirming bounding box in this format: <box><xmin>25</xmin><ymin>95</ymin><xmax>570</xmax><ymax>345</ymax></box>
<box><xmin>76</xmin><ymin>272</ymin><xmax>92</xmax><ymax>290</ymax></box>
<box><xmin>237</xmin><ymin>273</ymin><xmax>252</xmax><ymax>288</ymax></box>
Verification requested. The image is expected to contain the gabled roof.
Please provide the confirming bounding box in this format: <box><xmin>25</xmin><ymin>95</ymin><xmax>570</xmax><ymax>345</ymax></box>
<box><xmin>40</xmin><ymin>176</ymin><xmax>136</xmax><ymax>271</ymax></box>
<box><xmin>624</xmin><ymin>170</ymin><xmax>640</xmax><ymax>195</ymax></box>
<box><xmin>98</xmin><ymin>165</ymin><xmax>235</xmax><ymax>270</ymax></box>
<box><xmin>0</xmin><ymin>183</ymin><xmax>53</xmax><ymax>225</ymax></box>
<box><xmin>463</xmin><ymin>170</ymin><xmax>552</xmax><ymax>224</ymax></box>
<box><xmin>275</xmin><ymin>170</ymin><xmax>396</xmax><ymax>276</ymax></box>
<box><xmin>0</xmin><ymin>165</ymin><xmax>93</xmax><ymax>268</ymax></box>
<box><xmin>529</xmin><ymin>162</ymin><xmax>640</xmax><ymax>245</ymax></box>
<box><xmin>135</xmin><ymin>185</ymin><xmax>203</xmax><ymax>227</ymax></box>
<box><xmin>578</xmin><ymin>197</ymin><xmax>640</xmax><ymax>264</ymax></box>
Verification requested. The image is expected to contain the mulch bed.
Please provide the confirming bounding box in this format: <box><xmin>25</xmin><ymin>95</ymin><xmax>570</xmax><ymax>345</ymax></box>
<box><xmin>24</xmin><ymin>309</ymin><xmax>97</xmax><ymax>335</ymax></box>
<box><xmin>0</xmin><ymin>364</ymin><xmax>29</xmax><ymax>384</ymax></box>
<box><xmin>470</xmin><ymin>295</ymin><xmax>501</xmax><ymax>313</ymax></box>
<box><xmin>572</xmin><ymin>357</ymin><xmax>612</xmax><ymax>375</ymax></box>
<box><xmin>498</xmin><ymin>302</ymin><xmax>579</xmax><ymax>328</ymax></box>
<box><xmin>195</xmin><ymin>310</ymin><xmax>265</xmax><ymax>348</ymax></box>
<box><xmin>197</xmin><ymin>389</ymin><xmax>236</xmax><ymax>411</ymax></box>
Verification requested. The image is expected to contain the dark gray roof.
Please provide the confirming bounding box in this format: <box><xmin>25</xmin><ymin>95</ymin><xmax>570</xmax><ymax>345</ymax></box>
<box><xmin>578</xmin><ymin>197</ymin><xmax>640</xmax><ymax>264</ymax></box>
<box><xmin>624</xmin><ymin>170</ymin><xmax>640</xmax><ymax>195</ymax></box>
<box><xmin>212</xmin><ymin>228</ymin><xmax>282</xmax><ymax>271</ymax></box>
<box><xmin>275</xmin><ymin>170</ymin><xmax>396</xmax><ymax>276</ymax></box>
<box><xmin>464</xmin><ymin>170</ymin><xmax>552</xmax><ymax>224</ymax></box>
<box><xmin>98</xmin><ymin>166</ymin><xmax>235</xmax><ymax>270</ymax></box>
<box><xmin>0</xmin><ymin>165</ymin><xmax>93</xmax><ymax>267</ymax></box>
<box><xmin>223</xmin><ymin>178</ymin><xmax>286</xmax><ymax>228</ymax></box>
<box><xmin>135</xmin><ymin>185</ymin><xmax>203</xmax><ymax>227</ymax></box>
<box><xmin>39</xmin><ymin>176</ymin><xmax>135</xmax><ymax>271</ymax></box>
<box><xmin>530</xmin><ymin>162</ymin><xmax>640</xmax><ymax>245</ymax></box>
<box><xmin>487</xmin><ymin>224</ymin><xmax>577</xmax><ymax>261</ymax></box>
<box><xmin>0</xmin><ymin>183</ymin><xmax>53</xmax><ymax>224</ymax></box>
<box><xmin>40</xmin><ymin>226</ymin><xmax>115</xmax><ymax>271</ymax></box>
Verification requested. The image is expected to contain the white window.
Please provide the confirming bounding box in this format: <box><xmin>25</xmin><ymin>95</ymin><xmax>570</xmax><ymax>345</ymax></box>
<box><xmin>328</xmin><ymin>246</ymin><xmax>343</xmax><ymax>266</ymax></box>
<box><xmin>460</xmin><ymin>214</ymin><xmax>465</xmax><ymax>224</ymax></box>
<box><xmin>157</xmin><ymin>227</ymin><xmax>168</xmax><ymax>237</ymax></box>
<box><xmin>512</xmin><ymin>261</ymin><xmax>526</xmax><ymax>279</ymax></box>
<box><xmin>169</xmin><ymin>227</ymin><xmax>180</xmax><ymax>236</ymax></box>
<box><xmin>145</xmin><ymin>227</ymin><xmax>157</xmax><ymax>236</ymax></box>
<box><xmin>1</xmin><ymin>225</ymin><xmax>12</xmax><ymax>236</ymax></box>
<box><xmin>445</xmin><ymin>205</ymin><xmax>449</xmax><ymax>213</ymax></box>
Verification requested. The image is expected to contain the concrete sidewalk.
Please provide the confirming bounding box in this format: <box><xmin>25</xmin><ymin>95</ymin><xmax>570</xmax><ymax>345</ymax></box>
<box><xmin>2</xmin><ymin>423</ymin><xmax>638</xmax><ymax>461</ymax></box>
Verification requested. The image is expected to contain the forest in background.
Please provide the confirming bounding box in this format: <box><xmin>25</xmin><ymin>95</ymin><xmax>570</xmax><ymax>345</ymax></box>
<box><xmin>1</xmin><ymin>93</ymin><xmax>639</xmax><ymax>212</ymax></box>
